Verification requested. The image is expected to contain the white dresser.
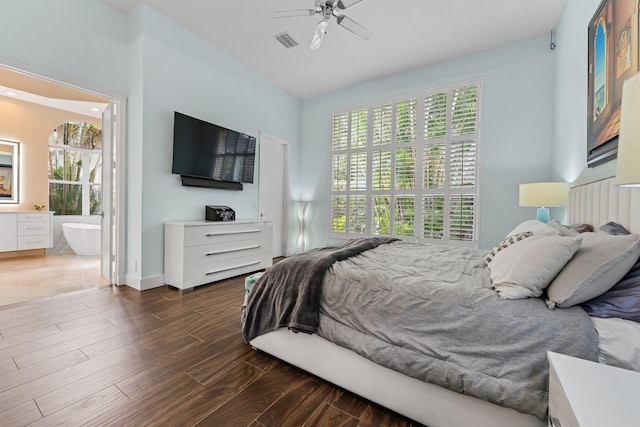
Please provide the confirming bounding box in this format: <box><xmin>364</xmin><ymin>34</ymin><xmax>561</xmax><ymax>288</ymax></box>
<box><xmin>164</xmin><ymin>220</ymin><xmax>273</xmax><ymax>290</ymax></box>
<box><xmin>0</xmin><ymin>211</ymin><xmax>53</xmax><ymax>252</ymax></box>
<box><xmin>548</xmin><ymin>351</ymin><xmax>640</xmax><ymax>427</ymax></box>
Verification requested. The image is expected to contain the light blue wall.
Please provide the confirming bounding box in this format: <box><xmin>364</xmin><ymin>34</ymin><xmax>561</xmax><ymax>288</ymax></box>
<box><xmin>133</xmin><ymin>5</ymin><xmax>301</xmax><ymax>277</ymax></box>
<box><xmin>133</xmin><ymin>6</ymin><xmax>301</xmax><ymax>279</ymax></box>
<box><xmin>0</xmin><ymin>1</ymin><xmax>301</xmax><ymax>285</ymax></box>
<box><xmin>299</xmin><ymin>36</ymin><xmax>557</xmax><ymax>249</ymax></box>
<box><xmin>0</xmin><ymin>0</ymin><xmax>128</xmax><ymax>95</ymax></box>
<box><xmin>552</xmin><ymin>0</ymin><xmax>618</xmax><ymax>185</ymax></box>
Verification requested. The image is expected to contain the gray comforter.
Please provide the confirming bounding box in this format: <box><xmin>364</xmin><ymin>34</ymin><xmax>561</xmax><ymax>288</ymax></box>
<box><xmin>247</xmin><ymin>240</ymin><xmax>599</xmax><ymax>420</ymax></box>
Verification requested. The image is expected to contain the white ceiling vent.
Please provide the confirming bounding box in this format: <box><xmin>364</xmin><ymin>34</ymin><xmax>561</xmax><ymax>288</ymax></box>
<box><xmin>274</xmin><ymin>32</ymin><xmax>299</xmax><ymax>49</ymax></box>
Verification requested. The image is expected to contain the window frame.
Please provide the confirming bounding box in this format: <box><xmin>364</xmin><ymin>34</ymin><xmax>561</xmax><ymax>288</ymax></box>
<box><xmin>48</xmin><ymin>142</ymin><xmax>102</xmax><ymax>216</ymax></box>
<box><xmin>328</xmin><ymin>78</ymin><xmax>482</xmax><ymax>248</ymax></box>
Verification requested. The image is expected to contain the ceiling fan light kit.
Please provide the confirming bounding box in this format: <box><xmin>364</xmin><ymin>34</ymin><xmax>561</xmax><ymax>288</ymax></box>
<box><xmin>270</xmin><ymin>0</ymin><xmax>371</xmax><ymax>50</ymax></box>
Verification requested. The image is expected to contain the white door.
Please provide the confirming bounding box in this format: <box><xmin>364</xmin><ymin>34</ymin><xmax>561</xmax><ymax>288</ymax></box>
<box><xmin>100</xmin><ymin>103</ymin><xmax>115</xmax><ymax>282</ymax></box>
<box><xmin>258</xmin><ymin>133</ymin><xmax>288</xmax><ymax>257</ymax></box>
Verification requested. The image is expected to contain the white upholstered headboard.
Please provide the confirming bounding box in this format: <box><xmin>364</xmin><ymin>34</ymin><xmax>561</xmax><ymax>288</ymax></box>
<box><xmin>569</xmin><ymin>177</ymin><xmax>640</xmax><ymax>234</ymax></box>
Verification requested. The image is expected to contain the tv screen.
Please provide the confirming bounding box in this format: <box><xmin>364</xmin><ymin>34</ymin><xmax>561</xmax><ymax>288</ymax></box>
<box><xmin>171</xmin><ymin>112</ymin><xmax>256</xmax><ymax>184</ymax></box>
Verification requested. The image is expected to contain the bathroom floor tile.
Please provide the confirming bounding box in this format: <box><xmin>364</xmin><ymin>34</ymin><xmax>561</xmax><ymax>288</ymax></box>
<box><xmin>0</xmin><ymin>255</ymin><xmax>109</xmax><ymax>308</ymax></box>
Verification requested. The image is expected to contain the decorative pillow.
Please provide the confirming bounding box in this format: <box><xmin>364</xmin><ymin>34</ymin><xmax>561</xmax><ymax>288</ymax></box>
<box><xmin>506</xmin><ymin>219</ymin><xmax>561</xmax><ymax>237</ymax></box>
<box><xmin>581</xmin><ymin>258</ymin><xmax>640</xmax><ymax>322</ymax></box>
<box><xmin>484</xmin><ymin>232</ymin><xmax>533</xmax><ymax>266</ymax></box>
<box><xmin>488</xmin><ymin>235</ymin><xmax>582</xmax><ymax>300</ymax></box>
<box><xmin>548</xmin><ymin>220</ymin><xmax>580</xmax><ymax>237</ymax></box>
<box><xmin>545</xmin><ymin>232</ymin><xmax>640</xmax><ymax>309</ymax></box>
<box><xmin>600</xmin><ymin>221</ymin><xmax>631</xmax><ymax>236</ymax></box>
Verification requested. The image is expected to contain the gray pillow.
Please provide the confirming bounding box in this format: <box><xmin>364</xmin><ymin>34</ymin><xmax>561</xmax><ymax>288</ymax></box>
<box><xmin>488</xmin><ymin>235</ymin><xmax>582</xmax><ymax>300</ymax></box>
<box><xmin>546</xmin><ymin>232</ymin><xmax>640</xmax><ymax>309</ymax></box>
<box><xmin>600</xmin><ymin>221</ymin><xmax>630</xmax><ymax>236</ymax></box>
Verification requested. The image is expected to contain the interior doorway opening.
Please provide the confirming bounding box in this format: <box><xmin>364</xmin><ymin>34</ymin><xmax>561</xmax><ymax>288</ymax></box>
<box><xmin>0</xmin><ymin>62</ymin><xmax>126</xmax><ymax>306</ymax></box>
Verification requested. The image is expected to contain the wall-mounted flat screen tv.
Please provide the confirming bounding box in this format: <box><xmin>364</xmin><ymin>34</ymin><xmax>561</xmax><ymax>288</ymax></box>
<box><xmin>172</xmin><ymin>112</ymin><xmax>256</xmax><ymax>186</ymax></box>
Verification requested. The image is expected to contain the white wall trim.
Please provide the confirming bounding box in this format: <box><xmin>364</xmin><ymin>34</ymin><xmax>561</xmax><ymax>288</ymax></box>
<box><xmin>125</xmin><ymin>273</ymin><xmax>165</xmax><ymax>291</ymax></box>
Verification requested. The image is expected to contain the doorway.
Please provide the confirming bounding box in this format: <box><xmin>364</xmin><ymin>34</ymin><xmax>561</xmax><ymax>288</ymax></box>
<box><xmin>0</xmin><ymin>63</ymin><xmax>125</xmax><ymax>305</ymax></box>
<box><xmin>258</xmin><ymin>132</ymin><xmax>289</xmax><ymax>257</ymax></box>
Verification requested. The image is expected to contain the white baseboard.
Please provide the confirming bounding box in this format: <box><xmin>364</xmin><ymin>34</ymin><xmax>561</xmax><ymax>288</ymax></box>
<box><xmin>125</xmin><ymin>273</ymin><xmax>165</xmax><ymax>291</ymax></box>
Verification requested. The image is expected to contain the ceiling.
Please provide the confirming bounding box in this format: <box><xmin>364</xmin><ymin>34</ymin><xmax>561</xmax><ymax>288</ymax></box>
<box><xmin>98</xmin><ymin>0</ymin><xmax>567</xmax><ymax>99</ymax></box>
<box><xmin>0</xmin><ymin>67</ymin><xmax>108</xmax><ymax>119</ymax></box>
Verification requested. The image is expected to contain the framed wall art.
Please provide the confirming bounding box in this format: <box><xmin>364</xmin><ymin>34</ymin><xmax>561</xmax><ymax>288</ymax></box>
<box><xmin>587</xmin><ymin>0</ymin><xmax>639</xmax><ymax>167</ymax></box>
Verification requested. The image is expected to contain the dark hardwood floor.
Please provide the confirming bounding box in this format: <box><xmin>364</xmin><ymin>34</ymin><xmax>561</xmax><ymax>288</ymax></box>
<box><xmin>0</xmin><ymin>271</ymin><xmax>424</xmax><ymax>426</ymax></box>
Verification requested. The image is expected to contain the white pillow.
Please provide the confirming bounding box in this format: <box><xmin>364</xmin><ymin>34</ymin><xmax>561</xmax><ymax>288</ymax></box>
<box><xmin>592</xmin><ymin>317</ymin><xmax>640</xmax><ymax>372</ymax></box>
<box><xmin>488</xmin><ymin>235</ymin><xmax>582</xmax><ymax>299</ymax></box>
<box><xmin>506</xmin><ymin>219</ymin><xmax>561</xmax><ymax>237</ymax></box>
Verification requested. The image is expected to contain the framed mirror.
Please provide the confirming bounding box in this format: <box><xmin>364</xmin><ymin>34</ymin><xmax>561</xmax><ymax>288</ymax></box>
<box><xmin>0</xmin><ymin>140</ymin><xmax>19</xmax><ymax>204</ymax></box>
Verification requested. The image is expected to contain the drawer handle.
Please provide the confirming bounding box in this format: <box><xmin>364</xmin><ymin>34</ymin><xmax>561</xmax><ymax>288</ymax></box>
<box><xmin>206</xmin><ymin>245</ymin><xmax>261</xmax><ymax>255</ymax></box>
<box><xmin>25</xmin><ymin>227</ymin><xmax>43</xmax><ymax>230</ymax></box>
<box><xmin>205</xmin><ymin>229</ymin><xmax>261</xmax><ymax>237</ymax></box>
<box><xmin>205</xmin><ymin>260</ymin><xmax>261</xmax><ymax>275</ymax></box>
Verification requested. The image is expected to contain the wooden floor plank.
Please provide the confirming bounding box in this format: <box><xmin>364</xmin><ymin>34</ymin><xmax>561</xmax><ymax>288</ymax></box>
<box><xmin>0</xmin><ymin>399</ymin><xmax>43</xmax><ymax>427</ymax></box>
<box><xmin>256</xmin><ymin>375</ymin><xmax>334</xmax><ymax>427</ymax></box>
<box><xmin>28</xmin><ymin>385</ymin><xmax>129</xmax><ymax>427</ymax></box>
<box><xmin>0</xmin><ymin>269</ymin><xmax>424</xmax><ymax>426</ymax></box>
<box><xmin>0</xmin><ymin>349</ymin><xmax>88</xmax><ymax>395</ymax></box>
<box><xmin>303</xmin><ymin>403</ymin><xmax>360</xmax><ymax>427</ymax></box>
<box><xmin>0</xmin><ymin>325</ymin><xmax>61</xmax><ymax>351</ymax></box>
<box><xmin>130</xmin><ymin>361</ymin><xmax>264</xmax><ymax>427</ymax></box>
<box><xmin>195</xmin><ymin>363</ymin><xmax>306</xmax><ymax>426</ymax></box>
<box><xmin>11</xmin><ymin>319</ymin><xmax>115</xmax><ymax>368</ymax></box>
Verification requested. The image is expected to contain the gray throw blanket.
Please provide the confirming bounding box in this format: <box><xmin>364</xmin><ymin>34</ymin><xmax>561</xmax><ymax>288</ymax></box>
<box><xmin>242</xmin><ymin>237</ymin><xmax>398</xmax><ymax>342</ymax></box>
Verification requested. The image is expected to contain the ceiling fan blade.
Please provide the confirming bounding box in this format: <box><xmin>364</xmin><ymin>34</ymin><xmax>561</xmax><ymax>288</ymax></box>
<box><xmin>336</xmin><ymin>15</ymin><xmax>372</xmax><ymax>40</ymax></box>
<box><xmin>269</xmin><ymin>9</ymin><xmax>315</xmax><ymax>18</ymax></box>
<box><xmin>310</xmin><ymin>20</ymin><xmax>329</xmax><ymax>50</ymax></box>
<box><xmin>337</xmin><ymin>0</ymin><xmax>363</xmax><ymax>9</ymax></box>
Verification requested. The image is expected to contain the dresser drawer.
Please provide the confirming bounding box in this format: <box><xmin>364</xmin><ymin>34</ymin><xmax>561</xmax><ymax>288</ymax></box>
<box><xmin>17</xmin><ymin>221</ymin><xmax>50</xmax><ymax>236</ymax></box>
<box><xmin>183</xmin><ymin>223</ymin><xmax>272</xmax><ymax>247</ymax></box>
<box><xmin>18</xmin><ymin>235</ymin><xmax>50</xmax><ymax>250</ymax></box>
<box><xmin>182</xmin><ymin>237</ymin><xmax>272</xmax><ymax>267</ymax></box>
<box><xmin>182</xmin><ymin>252</ymin><xmax>272</xmax><ymax>288</ymax></box>
<box><xmin>19</xmin><ymin>213</ymin><xmax>51</xmax><ymax>222</ymax></box>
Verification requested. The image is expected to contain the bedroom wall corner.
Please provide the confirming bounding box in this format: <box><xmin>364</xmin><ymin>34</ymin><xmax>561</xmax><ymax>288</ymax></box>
<box><xmin>551</xmin><ymin>0</ymin><xmax>614</xmax><ymax>187</ymax></box>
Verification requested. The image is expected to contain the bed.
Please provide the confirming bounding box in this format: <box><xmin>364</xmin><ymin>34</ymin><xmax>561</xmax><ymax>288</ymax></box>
<box><xmin>242</xmin><ymin>177</ymin><xmax>640</xmax><ymax>427</ymax></box>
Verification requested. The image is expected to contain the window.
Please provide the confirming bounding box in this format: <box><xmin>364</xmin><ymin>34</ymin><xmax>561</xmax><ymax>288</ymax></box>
<box><xmin>48</xmin><ymin>122</ymin><xmax>103</xmax><ymax>216</ymax></box>
<box><xmin>330</xmin><ymin>79</ymin><xmax>481</xmax><ymax>247</ymax></box>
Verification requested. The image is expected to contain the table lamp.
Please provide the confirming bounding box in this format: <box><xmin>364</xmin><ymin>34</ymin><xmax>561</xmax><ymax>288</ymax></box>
<box><xmin>519</xmin><ymin>182</ymin><xmax>569</xmax><ymax>223</ymax></box>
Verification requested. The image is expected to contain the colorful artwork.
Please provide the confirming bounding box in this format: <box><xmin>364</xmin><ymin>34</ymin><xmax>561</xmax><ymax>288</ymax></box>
<box><xmin>616</xmin><ymin>23</ymin><xmax>632</xmax><ymax>78</ymax></box>
<box><xmin>587</xmin><ymin>0</ymin><xmax>640</xmax><ymax>167</ymax></box>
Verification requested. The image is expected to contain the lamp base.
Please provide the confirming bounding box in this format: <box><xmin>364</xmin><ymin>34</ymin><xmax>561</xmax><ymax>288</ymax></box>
<box><xmin>536</xmin><ymin>207</ymin><xmax>550</xmax><ymax>224</ymax></box>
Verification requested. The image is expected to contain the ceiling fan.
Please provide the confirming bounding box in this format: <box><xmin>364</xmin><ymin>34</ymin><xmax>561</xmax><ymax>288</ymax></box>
<box><xmin>270</xmin><ymin>0</ymin><xmax>372</xmax><ymax>50</ymax></box>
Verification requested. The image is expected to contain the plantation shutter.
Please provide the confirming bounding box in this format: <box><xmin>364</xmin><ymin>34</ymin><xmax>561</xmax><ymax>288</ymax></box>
<box><xmin>329</xmin><ymin>79</ymin><xmax>481</xmax><ymax>248</ymax></box>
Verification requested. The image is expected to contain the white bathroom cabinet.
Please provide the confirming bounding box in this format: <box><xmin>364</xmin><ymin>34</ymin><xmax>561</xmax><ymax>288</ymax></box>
<box><xmin>164</xmin><ymin>220</ymin><xmax>273</xmax><ymax>291</ymax></box>
<box><xmin>0</xmin><ymin>212</ymin><xmax>53</xmax><ymax>253</ymax></box>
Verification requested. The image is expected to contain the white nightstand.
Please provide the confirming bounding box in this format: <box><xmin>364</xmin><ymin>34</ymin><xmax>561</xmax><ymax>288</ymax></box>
<box><xmin>547</xmin><ymin>351</ymin><xmax>640</xmax><ymax>427</ymax></box>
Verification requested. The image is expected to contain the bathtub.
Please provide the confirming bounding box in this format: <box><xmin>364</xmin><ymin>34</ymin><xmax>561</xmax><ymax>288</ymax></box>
<box><xmin>62</xmin><ymin>223</ymin><xmax>101</xmax><ymax>256</ymax></box>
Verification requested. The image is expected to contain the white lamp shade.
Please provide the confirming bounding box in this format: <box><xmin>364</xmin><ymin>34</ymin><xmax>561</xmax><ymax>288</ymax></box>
<box><xmin>519</xmin><ymin>182</ymin><xmax>569</xmax><ymax>207</ymax></box>
<box><xmin>616</xmin><ymin>72</ymin><xmax>640</xmax><ymax>187</ymax></box>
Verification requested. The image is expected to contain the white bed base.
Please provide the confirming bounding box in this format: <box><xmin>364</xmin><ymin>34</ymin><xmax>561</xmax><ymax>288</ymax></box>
<box><xmin>250</xmin><ymin>177</ymin><xmax>640</xmax><ymax>427</ymax></box>
<box><xmin>251</xmin><ymin>329</ymin><xmax>544</xmax><ymax>427</ymax></box>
